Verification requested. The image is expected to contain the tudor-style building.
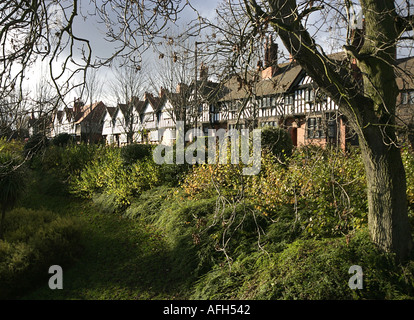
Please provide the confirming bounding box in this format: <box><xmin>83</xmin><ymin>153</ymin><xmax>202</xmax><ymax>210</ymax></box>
<box><xmin>50</xmin><ymin>99</ymin><xmax>107</xmax><ymax>144</ymax></box>
<box><xmin>203</xmin><ymin>44</ymin><xmax>351</xmax><ymax>150</ymax></box>
<box><xmin>101</xmin><ymin>106</ymin><xmax>116</xmax><ymax>145</ymax></box>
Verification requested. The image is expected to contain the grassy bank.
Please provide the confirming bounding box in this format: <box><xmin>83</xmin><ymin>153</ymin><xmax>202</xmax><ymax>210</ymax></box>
<box><xmin>2</xmin><ymin>141</ymin><xmax>414</xmax><ymax>299</ymax></box>
<box><xmin>19</xmin><ymin>174</ymin><xmax>191</xmax><ymax>300</ymax></box>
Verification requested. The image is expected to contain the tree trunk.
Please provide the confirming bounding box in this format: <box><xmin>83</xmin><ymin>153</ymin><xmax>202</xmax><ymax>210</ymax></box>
<box><xmin>359</xmin><ymin>126</ymin><xmax>413</xmax><ymax>261</ymax></box>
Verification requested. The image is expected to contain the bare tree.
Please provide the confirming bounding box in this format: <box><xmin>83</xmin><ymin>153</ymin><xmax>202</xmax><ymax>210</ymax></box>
<box><xmin>0</xmin><ymin>88</ymin><xmax>29</xmax><ymax>139</ymax></box>
<box><xmin>84</xmin><ymin>68</ymin><xmax>104</xmax><ymax>107</ymax></box>
<box><xmin>148</xmin><ymin>38</ymin><xmax>198</xmax><ymax>130</ymax></box>
<box><xmin>109</xmin><ymin>61</ymin><xmax>148</xmax><ymax>143</ymax></box>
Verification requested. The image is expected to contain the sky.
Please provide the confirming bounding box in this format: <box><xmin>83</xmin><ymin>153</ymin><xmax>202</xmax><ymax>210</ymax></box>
<box><xmin>24</xmin><ymin>0</ymin><xmax>223</xmax><ymax>108</ymax></box>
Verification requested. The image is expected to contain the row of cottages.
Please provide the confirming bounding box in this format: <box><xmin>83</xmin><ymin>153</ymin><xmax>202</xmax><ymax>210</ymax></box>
<box><xmin>52</xmin><ymin>99</ymin><xmax>107</xmax><ymax>143</ymax></box>
<box><xmin>188</xmin><ymin>38</ymin><xmax>414</xmax><ymax>150</ymax></box>
<box><xmin>50</xmin><ymin>36</ymin><xmax>414</xmax><ymax>150</ymax></box>
<box><xmin>102</xmin><ymin>93</ymin><xmax>166</xmax><ymax>146</ymax></box>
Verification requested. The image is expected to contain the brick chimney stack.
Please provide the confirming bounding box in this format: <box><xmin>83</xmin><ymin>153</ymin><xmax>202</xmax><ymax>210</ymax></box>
<box><xmin>176</xmin><ymin>83</ymin><xmax>188</xmax><ymax>94</ymax></box>
<box><xmin>159</xmin><ymin>87</ymin><xmax>167</xmax><ymax>97</ymax></box>
<box><xmin>73</xmin><ymin>98</ymin><xmax>84</xmax><ymax>114</ymax></box>
<box><xmin>264</xmin><ymin>34</ymin><xmax>278</xmax><ymax>68</ymax></box>
<box><xmin>262</xmin><ymin>35</ymin><xmax>278</xmax><ymax>79</ymax></box>
<box><xmin>199</xmin><ymin>62</ymin><xmax>208</xmax><ymax>80</ymax></box>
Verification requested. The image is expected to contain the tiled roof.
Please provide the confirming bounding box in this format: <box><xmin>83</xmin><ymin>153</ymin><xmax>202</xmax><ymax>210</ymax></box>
<box><xmin>219</xmin><ymin>63</ymin><xmax>303</xmax><ymax>101</ymax></box>
<box><xmin>74</xmin><ymin>101</ymin><xmax>107</xmax><ymax>124</ymax></box>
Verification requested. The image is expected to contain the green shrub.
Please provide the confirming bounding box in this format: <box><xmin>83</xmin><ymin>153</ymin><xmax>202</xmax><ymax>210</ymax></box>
<box><xmin>69</xmin><ymin>147</ymin><xmax>123</xmax><ymax>199</ymax></box>
<box><xmin>0</xmin><ymin>138</ymin><xmax>24</xmax><ymax>154</ymax></box>
<box><xmin>192</xmin><ymin>229</ymin><xmax>414</xmax><ymax>300</ymax></box>
<box><xmin>70</xmin><ymin>147</ymin><xmax>164</xmax><ymax>210</ymax></box>
<box><xmin>51</xmin><ymin>133</ymin><xmax>74</xmax><ymax>147</ymax></box>
<box><xmin>120</xmin><ymin>143</ymin><xmax>153</xmax><ymax>166</ymax></box>
<box><xmin>23</xmin><ymin>133</ymin><xmax>48</xmax><ymax>159</ymax></box>
<box><xmin>0</xmin><ymin>150</ymin><xmax>28</xmax><ymax>239</ymax></box>
<box><xmin>260</xmin><ymin>126</ymin><xmax>294</xmax><ymax>163</ymax></box>
<box><xmin>41</xmin><ymin>143</ymin><xmax>103</xmax><ymax>181</ymax></box>
<box><xmin>0</xmin><ymin>208</ymin><xmax>83</xmax><ymax>299</ymax></box>
<box><xmin>159</xmin><ymin>162</ymin><xmax>191</xmax><ymax>187</ymax></box>
<box><xmin>248</xmin><ymin>146</ymin><xmax>367</xmax><ymax>238</ymax></box>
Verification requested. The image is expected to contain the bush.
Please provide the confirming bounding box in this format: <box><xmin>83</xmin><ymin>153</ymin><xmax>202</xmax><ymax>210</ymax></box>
<box><xmin>69</xmin><ymin>147</ymin><xmax>124</xmax><ymax>198</ymax></box>
<box><xmin>182</xmin><ymin>145</ymin><xmax>367</xmax><ymax>239</ymax></box>
<box><xmin>120</xmin><ymin>143</ymin><xmax>153</xmax><ymax>166</ymax></box>
<box><xmin>51</xmin><ymin>133</ymin><xmax>74</xmax><ymax>147</ymax></box>
<box><xmin>260</xmin><ymin>126</ymin><xmax>294</xmax><ymax>163</ymax></box>
<box><xmin>40</xmin><ymin>143</ymin><xmax>103</xmax><ymax>181</ymax></box>
<box><xmin>0</xmin><ymin>150</ymin><xmax>28</xmax><ymax>239</ymax></box>
<box><xmin>23</xmin><ymin>133</ymin><xmax>48</xmax><ymax>159</ymax></box>
<box><xmin>70</xmin><ymin>147</ymin><xmax>163</xmax><ymax>210</ymax></box>
<box><xmin>248</xmin><ymin>146</ymin><xmax>367</xmax><ymax>238</ymax></box>
<box><xmin>0</xmin><ymin>138</ymin><xmax>24</xmax><ymax>154</ymax></box>
<box><xmin>0</xmin><ymin>208</ymin><xmax>83</xmax><ymax>299</ymax></box>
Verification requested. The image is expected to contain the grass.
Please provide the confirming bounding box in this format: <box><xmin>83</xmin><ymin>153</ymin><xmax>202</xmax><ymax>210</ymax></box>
<box><xmin>19</xmin><ymin>172</ymin><xmax>191</xmax><ymax>300</ymax></box>
<box><xmin>14</xmin><ymin>166</ymin><xmax>414</xmax><ymax>300</ymax></box>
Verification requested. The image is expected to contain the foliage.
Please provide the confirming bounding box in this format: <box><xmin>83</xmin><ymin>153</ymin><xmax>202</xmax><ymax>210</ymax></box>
<box><xmin>0</xmin><ymin>138</ymin><xmax>24</xmax><ymax>154</ymax></box>
<box><xmin>0</xmin><ymin>207</ymin><xmax>83</xmax><ymax>299</ymax></box>
<box><xmin>191</xmin><ymin>229</ymin><xmax>414</xmax><ymax>300</ymax></box>
<box><xmin>0</xmin><ymin>152</ymin><xmax>27</xmax><ymax>211</ymax></box>
<box><xmin>39</xmin><ymin>143</ymin><xmax>103</xmax><ymax>180</ymax></box>
<box><xmin>182</xmin><ymin>145</ymin><xmax>368</xmax><ymax>239</ymax></box>
<box><xmin>18</xmin><ymin>142</ymin><xmax>414</xmax><ymax>300</ymax></box>
<box><xmin>70</xmin><ymin>146</ymin><xmax>163</xmax><ymax>210</ymax></box>
<box><xmin>250</xmin><ymin>146</ymin><xmax>368</xmax><ymax>238</ymax></box>
<box><xmin>182</xmin><ymin>162</ymin><xmax>246</xmax><ymax>200</ymax></box>
<box><xmin>0</xmin><ymin>145</ymin><xmax>28</xmax><ymax>239</ymax></box>
<box><xmin>23</xmin><ymin>133</ymin><xmax>48</xmax><ymax>158</ymax></box>
<box><xmin>120</xmin><ymin>143</ymin><xmax>154</xmax><ymax>166</ymax></box>
<box><xmin>260</xmin><ymin>126</ymin><xmax>294</xmax><ymax>163</ymax></box>
<box><xmin>51</xmin><ymin>133</ymin><xmax>74</xmax><ymax>147</ymax></box>
<box><xmin>403</xmin><ymin>148</ymin><xmax>414</xmax><ymax>207</ymax></box>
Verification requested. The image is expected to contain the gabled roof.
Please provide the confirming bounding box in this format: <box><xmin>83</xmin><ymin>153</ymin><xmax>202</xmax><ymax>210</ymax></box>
<box><xmin>63</xmin><ymin>107</ymin><xmax>74</xmax><ymax>122</ymax></box>
<box><xmin>55</xmin><ymin>110</ymin><xmax>64</xmax><ymax>123</ymax></box>
<box><xmin>217</xmin><ymin>52</ymin><xmax>414</xmax><ymax>102</ymax></box>
<box><xmin>74</xmin><ymin>101</ymin><xmax>107</xmax><ymax>125</ymax></box>
<box><xmin>218</xmin><ymin>62</ymin><xmax>303</xmax><ymax>102</ymax></box>
<box><xmin>106</xmin><ymin>106</ymin><xmax>116</xmax><ymax>118</ymax></box>
<box><xmin>146</xmin><ymin>93</ymin><xmax>162</xmax><ymax>111</ymax></box>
